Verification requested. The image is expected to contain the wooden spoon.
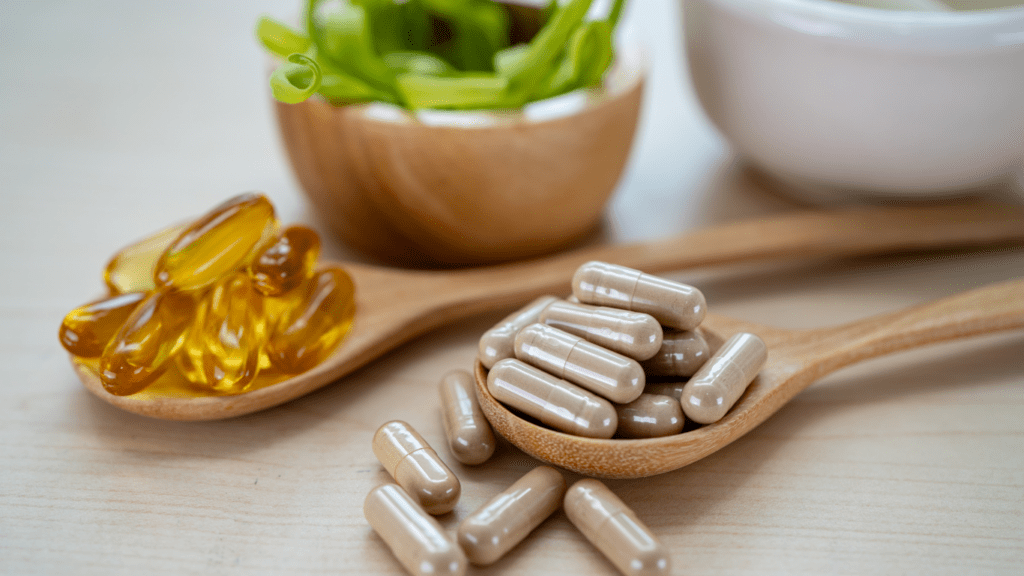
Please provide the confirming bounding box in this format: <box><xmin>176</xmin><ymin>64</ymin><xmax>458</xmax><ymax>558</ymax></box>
<box><xmin>74</xmin><ymin>202</ymin><xmax>1024</xmax><ymax>420</ymax></box>
<box><xmin>474</xmin><ymin>276</ymin><xmax>1024</xmax><ymax>479</ymax></box>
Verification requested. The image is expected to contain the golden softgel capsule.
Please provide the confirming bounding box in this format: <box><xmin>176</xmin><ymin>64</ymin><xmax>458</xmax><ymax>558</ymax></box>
<box><xmin>266</xmin><ymin>266</ymin><xmax>355</xmax><ymax>374</ymax></box>
<box><xmin>478</xmin><ymin>296</ymin><xmax>559</xmax><ymax>369</ymax></box>
<box><xmin>438</xmin><ymin>370</ymin><xmax>496</xmax><ymax>466</ymax></box>
<box><xmin>372</xmin><ymin>421</ymin><xmax>461</xmax><ymax>515</ymax></box>
<box><xmin>99</xmin><ymin>289</ymin><xmax>196</xmax><ymax>396</ymax></box>
<box><xmin>487</xmin><ymin>359</ymin><xmax>617</xmax><ymax>439</ymax></box>
<box><xmin>457</xmin><ymin>466</ymin><xmax>566</xmax><ymax>565</ymax></box>
<box><xmin>564</xmin><ymin>479</ymin><xmax>671</xmax><ymax>576</ymax></box>
<box><xmin>572</xmin><ymin>261</ymin><xmax>706</xmax><ymax>330</ymax></box>
<box><xmin>641</xmin><ymin>329</ymin><xmax>710</xmax><ymax>377</ymax></box>
<box><xmin>364</xmin><ymin>484</ymin><xmax>467</xmax><ymax>576</ymax></box>
<box><xmin>60</xmin><ymin>292</ymin><xmax>147</xmax><ymax>358</ymax></box>
<box><xmin>681</xmin><ymin>332</ymin><xmax>767</xmax><ymax>424</ymax></box>
<box><xmin>103</xmin><ymin>225</ymin><xmax>185</xmax><ymax>295</ymax></box>
<box><xmin>249</xmin><ymin>225</ymin><xmax>320</xmax><ymax>296</ymax></box>
<box><xmin>154</xmin><ymin>193</ymin><xmax>277</xmax><ymax>290</ymax></box>
<box><xmin>539</xmin><ymin>300</ymin><xmax>663</xmax><ymax>361</ymax></box>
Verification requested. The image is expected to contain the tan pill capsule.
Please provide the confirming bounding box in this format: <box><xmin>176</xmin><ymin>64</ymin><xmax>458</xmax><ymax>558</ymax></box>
<box><xmin>681</xmin><ymin>332</ymin><xmax>768</xmax><ymax>425</ymax></box>
<box><xmin>457</xmin><ymin>466</ymin><xmax>566</xmax><ymax>565</ymax></box>
<box><xmin>615</xmin><ymin>394</ymin><xmax>685</xmax><ymax>438</ymax></box>
<box><xmin>372</xmin><ymin>421</ymin><xmax>461</xmax><ymax>515</ymax></box>
<box><xmin>564</xmin><ymin>479</ymin><xmax>671</xmax><ymax>576</ymax></box>
<box><xmin>364</xmin><ymin>484</ymin><xmax>467</xmax><ymax>576</ymax></box>
<box><xmin>438</xmin><ymin>369</ymin><xmax>496</xmax><ymax>465</ymax></box>
<box><xmin>540</xmin><ymin>300</ymin><xmax>663</xmax><ymax>361</ymax></box>
<box><xmin>487</xmin><ymin>358</ymin><xmax>617</xmax><ymax>439</ymax></box>
<box><xmin>641</xmin><ymin>329</ymin><xmax>710</xmax><ymax>377</ymax></box>
<box><xmin>643</xmin><ymin>381</ymin><xmax>686</xmax><ymax>401</ymax></box>
<box><xmin>478</xmin><ymin>296</ymin><xmax>559</xmax><ymax>369</ymax></box>
<box><xmin>515</xmin><ymin>324</ymin><xmax>644</xmax><ymax>404</ymax></box>
<box><xmin>572</xmin><ymin>261</ymin><xmax>706</xmax><ymax>330</ymax></box>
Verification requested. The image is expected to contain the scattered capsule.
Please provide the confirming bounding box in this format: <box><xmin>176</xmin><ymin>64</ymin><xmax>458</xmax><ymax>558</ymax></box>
<box><xmin>487</xmin><ymin>358</ymin><xmax>617</xmax><ymax>439</ymax></box>
<box><xmin>641</xmin><ymin>329</ymin><xmax>710</xmax><ymax>377</ymax></box>
<box><xmin>572</xmin><ymin>261</ymin><xmax>706</xmax><ymax>330</ymax></box>
<box><xmin>681</xmin><ymin>332</ymin><xmax>767</xmax><ymax>425</ymax></box>
<box><xmin>178</xmin><ymin>272</ymin><xmax>267</xmax><ymax>393</ymax></box>
<box><xmin>540</xmin><ymin>300</ymin><xmax>663</xmax><ymax>361</ymax></box>
<box><xmin>515</xmin><ymin>324</ymin><xmax>644</xmax><ymax>404</ymax></box>
<box><xmin>564</xmin><ymin>479</ymin><xmax>671</xmax><ymax>576</ymax></box>
<box><xmin>372</xmin><ymin>421</ymin><xmax>461</xmax><ymax>515</ymax></box>
<box><xmin>438</xmin><ymin>370</ymin><xmax>496</xmax><ymax>465</ymax></box>
<box><xmin>643</xmin><ymin>381</ymin><xmax>686</xmax><ymax>401</ymax></box>
<box><xmin>154</xmin><ymin>193</ymin><xmax>278</xmax><ymax>290</ymax></box>
<box><xmin>615</xmin><ymin>394</ymin><xmax>685</xmax><ymax>439</ymax></box>
<box><xmin>364</xmin><ymin>484</ymin><xmax>467</xmax><ymax>576</ymax></box>
<box><xmin>104</xmin><ymin>225</ymin><xmax>186</xmax><ymax>295</ymax></box>
<box><xmin>478</xmin><ymin>296</ymin><xmax>559</xmax><ymax>369</ymax></box>
<box><xmin>266</xmin><ymin>266</ymin><xmax>355</xmax><ymax>374</ymax></box>
<box><xmin>98</xmin><ymin>289</ymin><xmax>197</xmax><ymax>396</ymax></box>
<box><xmin>457</xmin><ymin>466</ymin><xmax>566</xmax><ymax>566</ymax></box>
<box><xmin>59</xmin><ymin>292</ymin><xmax>147</xmax><ymax>358</ymax></box>
<box><xmin>249</xmin><ymin>225</ymin><xmax>321</xmax><ymax>296</ymax></box>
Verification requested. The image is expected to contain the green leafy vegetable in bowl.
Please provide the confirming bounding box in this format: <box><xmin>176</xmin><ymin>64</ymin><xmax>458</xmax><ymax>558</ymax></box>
<box><xmin>256</xmin><ymin>0</ymin><xmax>626</xmax><ymax>110</ymax></box>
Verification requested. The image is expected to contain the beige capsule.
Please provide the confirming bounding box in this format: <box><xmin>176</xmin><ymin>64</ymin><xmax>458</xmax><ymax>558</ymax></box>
<box><xmin>615</xmin><ymin>394</ymin><xmax>685</xmax><ymax>438</ymax></box>
<box><xmin>641</xmin><ymin>329</ymin><xmax>710</xmax><ymax>377</ymax></box>
<box><xmin>478</xmin><ymin>296</ymin><xmax>559</xmax><ymax>369</ymax></box>
<box><xmin>540</xmin><ymin>300</ymin><xmax>663</xmax><ymax>361</ymax></box>
<box><xmin>681</xmin><ymin>332</ymin><xmax>768</xmax><ymax>425</ymax></box>
<box><xmin>364</xmin><ymin>484</ymin><xmax>467</xmax><ymax>576</ymax></box>
<box><xmin>438</xmin><ymin>369</ymin><xmax>496</xmax><ymax>466</ymax></box>
<box><xmin>487</xmin><ymin>358</ymin><xmax>617</xmax><ymax>439</ymax></box>
<box><xmin>643</xmin><ymin>381</ymin><xmax>686</xmax><ymax>401</ymax></box>
<box><xmin>515</xmin><ymin>323</ymin><xmax>645</xmax><ymax>404</ymax></box>
<box><xmin>457</xmin><ymin>466</ymin><xmax>566</xmax><ymax>565</ymax></box>
<box><xmin>372</xmin><ymin>421</ymin><xmax>461</xmax><ymax>515</ymax></box>
<box><xmin>564</xmin><ymin>479</ymin><xmax>671</xmax><ymax>576</ymax></box>
<box><xmin>572</xmin><ymin>261</ymin><xmax>706</xmax><ymax>330</ymax></box>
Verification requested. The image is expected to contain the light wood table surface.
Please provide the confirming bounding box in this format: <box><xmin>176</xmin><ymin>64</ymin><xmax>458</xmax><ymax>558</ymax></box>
<box><xmin>2</xmin><ymin>1</ymin><xmax>1022</xmax><ymax>574</ymax></box>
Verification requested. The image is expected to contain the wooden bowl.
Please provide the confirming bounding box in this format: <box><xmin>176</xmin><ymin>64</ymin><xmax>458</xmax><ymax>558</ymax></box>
<box><xmin>273</xmin><ymin>55</ymin><xmax>645</xmax><ymax>266</ymax></box>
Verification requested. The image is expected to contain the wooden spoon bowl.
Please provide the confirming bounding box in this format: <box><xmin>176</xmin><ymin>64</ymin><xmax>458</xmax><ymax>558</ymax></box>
<box><xmin>73</xmin><ymin>203</ymin><xmax>1024</xmax><ymax>421</ymax></box>
<box><xmin>474</xmin><ymin>277</ymin><xmax>1024</xmax><ymax>479</ymax></box>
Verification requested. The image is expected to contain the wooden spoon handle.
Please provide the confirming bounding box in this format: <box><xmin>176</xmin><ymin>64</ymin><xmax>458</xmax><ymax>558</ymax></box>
<box><xmin>783</xmin><ymin>277</ymin><xmax>1024</xmax><ymax>385</ymax></box>
<box><xmin>440</xmin><ymin>202</ymin><xmax>1024</xmax><ymax>314</ymax></box>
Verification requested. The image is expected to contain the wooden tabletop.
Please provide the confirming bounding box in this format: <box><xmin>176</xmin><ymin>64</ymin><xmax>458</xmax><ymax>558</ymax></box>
<box><xmin>2</xmin><ymin>1</ymin><xmax>1022</xmax><ymax>574</ymax></box>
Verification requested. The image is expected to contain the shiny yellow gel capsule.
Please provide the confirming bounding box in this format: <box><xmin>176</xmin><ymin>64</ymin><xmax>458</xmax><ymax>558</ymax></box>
<box><xmin>266</xmin><ymin>266</ymin><xmax>355</xmax><ymax>374</ymax></box>
<box><xmin>249</xmin><ymin>225</ymin><xmax>321</xmax><ymax>297</ymax></box>
<box><xmin>59</xmin><ymin>292</ymin><xmax>147</xmax><ymax>358</ymax></box>
<box><xmin>178</xmin><ymin>272</ymin><xmax>267</xmax><ymax>393</ymax></box>
<box><xmin>153</xmin><ymin>193</ymin><xmax>277</xmax><ymax>290</ymax></box>
<box><xmin>99</xmin><ymin>289</ymin><xmax>197</xmax><ymax>396</ymax></box>
<box><xmin>103</xmin><ymin>225</ymin><xmax>186</xmax><ymax>295</ymax></box>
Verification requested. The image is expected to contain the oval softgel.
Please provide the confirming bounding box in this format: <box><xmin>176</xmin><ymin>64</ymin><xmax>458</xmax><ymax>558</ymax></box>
<box><xmin>572</xmin><ymin>261</ymin><xmax>706</xmax><ymax>330</ymax></box>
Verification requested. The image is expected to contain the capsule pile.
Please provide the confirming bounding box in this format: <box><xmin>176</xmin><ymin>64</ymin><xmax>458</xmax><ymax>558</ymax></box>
<box><xmin>482</xmin><ymin>261</ymin><xmax>768</xmax><ymax>437</ymax></box>
<box><xmin>60</xmin><ymin>193</ymin><xmax>355</xmax><ymax>396</ymax></box>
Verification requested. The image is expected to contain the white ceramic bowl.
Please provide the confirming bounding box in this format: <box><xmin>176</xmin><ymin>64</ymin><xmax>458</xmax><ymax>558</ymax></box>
<box><xmin>684</xmin><ymin>0</ymin><xmax>1024</xmax><ymax>202</ymax></box>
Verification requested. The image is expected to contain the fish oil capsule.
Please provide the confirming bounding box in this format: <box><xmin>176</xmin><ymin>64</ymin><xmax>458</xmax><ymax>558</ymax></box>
<box><xmin>572</xmin><ymin>261</ymin><xmax>706</xmax><ymax>330</ymax></box>
<box><xmin>99</xmin><ymin>289</ymin><xmax>197</xmax><ymax>396</ymax></box>
<box><xmin>438</xmin><ymin>370</ymin><xmax>496</xmax><ymax>465</ymax></box>
<box><xmin>539</xmin><ymin>300</ymin><xmax>663</xmax><ymax>361</ymax></box>
<box><xmin>373</xmin><ymin>421</ymin><xmax>461</xmax><ymax>515</ymax></box>
<box><xmin>564</xmin><ymin>479</ymin><xmax>671</xmax><ymax>576</ymax></box>
<box><xmin>103</xmin><ymin>225</ymin><xmax>186</xmax><ymax>295</ymax></box>
<box><xmin>681</xmin><ymin>332</ymin><xmax>767</xmax><ymax>425</ymax></box>
<box><xmin>154</xmin><ymin>193</ymin><xmax>278</xmax><ymax>290</ymax></box>
<box><xmin>643</xmin><ymin>381</ymin><xmax>686</xmax><ymax>401</ymax></box>
<box><xmin>641</xmin><ymin>329</ymin><xmax>710</xmax><ymax>377</ymax></box>
<box><xmin>364</xmin><ymin>484</ymin><xmax>467</xmax><ymax>576</ymax></box>
<box><xmin>615</xmin><ymin>394</ymin><xmax>684</xmax><ymax>439</ymax></box>
<box><xmin>266</xmin><ymin>266</ymin><xmax>355</xmax><ymax>374</ymax></box>
<box><xmin>515</xmin><ymin>324</ymin><xmax>644</xmax><ymax>404</ymax></box>
<box><xmin>487</xmin><ymin>358</ymin><xmax>617</xmax><ymax>439</ymax></box>
<box><xmin>478</xmin><ymin>296</ymin><xmax>558</xmax><ymax>369</ymax></box>
<box><xmin>249</xmin><ymin>225</ymin><xmax>321</xmax><ymax>296</ymax></box>
<box><xmin>178</xmin><ymin>272</ymin><xmax>267</xmax><ymax>392</ymax></box>
<box><xmin>59</xmin><ymin>292</ymin><xmax>147</xmax><ymax>358</ymax></box>
<box><xmin>457</xmin><ymin>466</ymin><xmax>566</xmax><ymax>565</ymax></box>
